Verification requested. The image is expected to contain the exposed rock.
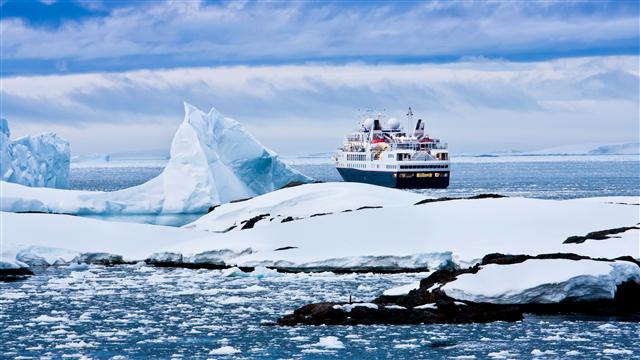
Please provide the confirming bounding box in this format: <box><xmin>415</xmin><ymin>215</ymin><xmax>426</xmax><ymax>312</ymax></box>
<box><xmin>0</xmin><ymin>267</ymin><xmax>34</xmax><ymax>282</ymax></box>
<box><xmin>280</xmin><ymin>181</ymin><xmax>308</xmax><ymax>189</ymax></box>
<box><xmin>278</xmin><ymin>253</ymin><xmax>640</xmax><ymax>325</ymax></box>
<box><xmin>564</xmin><ymin>226</ymin><xmax>639</xmax><ymax>244</ymax></box>
<box><xmin>274</xmin><ymin>266</ymin><xmax>431</xmax><ymax>274</ymax></box>
<box><xmin>240</xmin><ymin>213</ymin><xmax>270</xmax><ymax>229</ymax></box>
<box><xmin>356</xmin><ymin>206</ymin><xmax>383</xmax><ymax>211</ymax></box>
<box><xmin>415</xmin><ymin>193</ymin><xmax>506</xmax><ymax>206</ymax></box>
<box><xmin>277</xmin><ymin>300</ymin><xmax>522</xmax><ymax>326</ymax></box>
<box><xmin>310</xmin><ymin>212</ymin><xmax>332</xmax><ymax>218</ymax></box>
<box><xmin>274</xmin><ymin>246</ymin><xmax>298</xmax><ymax>251</ymax></box>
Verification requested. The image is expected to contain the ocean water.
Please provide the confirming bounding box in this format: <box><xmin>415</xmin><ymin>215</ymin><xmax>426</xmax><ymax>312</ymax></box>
<box><xmin>4</xmin><ymin>155</ymin><xmax>638</xmax><ymax>359</ymax></box>
<box><xmin>70</xmin><ymin>155</ymin><xmax>640</xmax><ymax>199</ymax></box>
<box><xmin>70</xmin><ymin>156</ymin><xmax>639</xmax><ymax>226</ymax></box>
<box><xmin>2</xmin><ymin>265</ymin><xmax>639</xmax><ymax>359</ymax></box>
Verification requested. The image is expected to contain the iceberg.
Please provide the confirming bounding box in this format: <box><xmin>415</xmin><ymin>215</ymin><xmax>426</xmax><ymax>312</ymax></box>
<box><xmin>0</xmin><ymin>103</ymin><xmax>311</xmax><ymax>214</ymax></box>
<box><xmin>138</xmin><ymin>102</ymin><xmax>311</xmax><ymax>212</ymax></box>
<box><xmin>0</xmin><ymin>118</ymin><xmax>70</xmax><ymax>189</ymax></box>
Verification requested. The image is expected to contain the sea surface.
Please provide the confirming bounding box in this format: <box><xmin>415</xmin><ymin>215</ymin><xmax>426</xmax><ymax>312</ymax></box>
<box><xmin>3</xmin><ymin>155</ymin><xmax>639</xmax><ymax>359</ymax></box>
<box><xmin>70</xmin><ymin>155</ymin><xmax>640</xmax><ymax>199</ymax></box>
<box><xmin>2</xmin><ymin>265</ymin><xmax>639</xmax><ymax>359</ymax></box>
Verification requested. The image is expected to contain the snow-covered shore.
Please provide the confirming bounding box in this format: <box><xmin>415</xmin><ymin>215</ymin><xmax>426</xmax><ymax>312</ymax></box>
<box><xmin>2</xmin><ymin>183</ymin><xmax>637</xmax><ymax>271</ymax></box>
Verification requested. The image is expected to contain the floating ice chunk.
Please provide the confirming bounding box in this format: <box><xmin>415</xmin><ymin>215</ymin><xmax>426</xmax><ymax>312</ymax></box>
<box><xmin>531</xmin><ymin>349</ymin><xmax>556</xmax><ymax>356</ymax></box>
<box><xmin>487</xmin><ymin>350</ymin><xmax>514</xmax><ymax>359</ymax></box>
<box><xmin>66</xmin><ymin>263</ymin><xmax>90</xmax><ymax>271</ymax></box>
<box><xmin>304</xmin><ymin>336</ymin><xmax>345</xmax><ymax>349</ymax></box>
<box><xmin>208</xmin><ymin>346</ymin><xmax>241</xmax><ymax>355</ymax></box>
<box><xmin>603</xmin><ymin>349</ymin><xmax>633</xmax><ymax>355</ymax></box>
<box><xmin>33</xmin><ymin>315</ymin><xmax>69</xmax><ymax>323</ymax></box>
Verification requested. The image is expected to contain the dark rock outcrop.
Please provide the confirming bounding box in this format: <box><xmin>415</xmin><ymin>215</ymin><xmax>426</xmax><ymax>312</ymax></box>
<box><xmin>278</xmin><ymin>301</ymin><xmax>522</xmax><ymax>326</ymax></box>
<box><xmin>415</xmin><ymin>193</ymin><xmax>506</xmax><ymax>206</ymax></box>
<box><xmin>563</xmin><ymin>226</ymin><xmax>639</xmax><ymax>244</ymax></box>
<box><xmin>0</xmin><ymin>267</ymin><xmax>34</xmax><ymax>282</ymax></box>
<box><xmin>278</xmin><ymin>253</ymin><xmax>640</xmax><ymax>326</ymax></box>
<box><xmin>240</xmin><ymin>213</ymin><xmax>270</xmax><ymax>229</ymax></box>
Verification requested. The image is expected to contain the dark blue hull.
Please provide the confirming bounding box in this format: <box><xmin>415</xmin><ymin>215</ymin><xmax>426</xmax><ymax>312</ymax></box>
<box><xmin>337</xmin><ymin>167</ymin><xmax>450</xmax><ymax>189</ymax></box>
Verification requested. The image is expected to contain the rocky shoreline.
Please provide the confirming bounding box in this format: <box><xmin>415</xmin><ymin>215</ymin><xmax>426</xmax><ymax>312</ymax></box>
<box><xmin>278</xmin><ymin>253</ymin><xmax>640</xmax><ymax>325</ymax></box>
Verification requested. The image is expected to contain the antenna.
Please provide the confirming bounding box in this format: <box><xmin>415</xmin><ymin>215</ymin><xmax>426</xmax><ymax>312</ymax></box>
<box><xmin>406</xmin><ymin>107</ymin><xmax>413</xmax><ymax>134</ymax></box>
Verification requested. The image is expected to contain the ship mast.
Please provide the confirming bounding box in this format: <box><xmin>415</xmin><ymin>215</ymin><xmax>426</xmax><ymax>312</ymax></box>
<box><xmin>406</xmin><ymin>107</ymin><xmax>413</xmax><ymax>136</ymax></box>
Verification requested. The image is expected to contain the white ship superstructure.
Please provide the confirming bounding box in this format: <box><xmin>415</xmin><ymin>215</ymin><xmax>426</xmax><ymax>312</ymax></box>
<box><xmin>334</xmin><ymin>108</ymin><xmax>450</xmax><ymax>188</ymax></box>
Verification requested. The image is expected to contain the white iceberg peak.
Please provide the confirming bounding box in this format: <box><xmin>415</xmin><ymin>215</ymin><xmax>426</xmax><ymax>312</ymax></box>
<box><xmin>154</xmin><ymin>101</ymin><xmax>310</xmax><ymax>211</ymax></box>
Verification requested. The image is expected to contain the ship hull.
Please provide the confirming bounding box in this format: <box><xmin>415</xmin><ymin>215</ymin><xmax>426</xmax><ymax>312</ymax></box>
<box><xmin>336</xmin><ymin>168</ymin><xmax>449</xmax><ymax>189</ymax></box>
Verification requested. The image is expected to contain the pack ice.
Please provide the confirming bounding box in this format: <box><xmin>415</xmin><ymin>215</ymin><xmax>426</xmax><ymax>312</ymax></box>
<box><xmin>0</xmin><ymin>103</ymin><xmax>310</xmax><ymax>214</ymax></box>
<box><xmin>0</xmin><ymin>119</ymin><xmax>70</xmax><ymax>189</ymax></box>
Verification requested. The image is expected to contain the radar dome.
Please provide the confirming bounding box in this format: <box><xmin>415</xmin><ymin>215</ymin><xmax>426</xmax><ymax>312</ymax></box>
<box><xmin>363</xmin><ymin>118</ymin><xmax>374</xmax><ymax>130</ymax></box>
<box><xmin>387</xmin><ymin>118</ymin><xmax>400</xmax><ymax>130</ymax></box>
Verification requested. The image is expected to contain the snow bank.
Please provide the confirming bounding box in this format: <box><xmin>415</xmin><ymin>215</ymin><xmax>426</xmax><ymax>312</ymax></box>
<box><xmin>0</xmin><ymin>212</ymin><xmax>207</xmax><ymax>268</ymax></box>
<box><xmin>168</xmin><ymin>196</ymin><xmax>639</xmax><ymax>268</ymax></box>
<box><xmin>185</xmin><ymin>182</ymin><xmax>425</xmax><ymax>232</ymax></box>
<box><xmin>2</xmin><ymin>194</ymin><xmax>637</xmax><ymax>271</ymax></box>
<box><xmin>0</xmin><ymin>118</ymin><xmax>70</xmax><ymax>188</ymax></box>
<box><xmin>0</xmin><ymin>103</ymin><xmax>309</xmax><ymax>214</ymax></box>
<box><xmin>441</xmin><ymin>259</ymin><xmax>640</xmax><ymax>304</ymax></box>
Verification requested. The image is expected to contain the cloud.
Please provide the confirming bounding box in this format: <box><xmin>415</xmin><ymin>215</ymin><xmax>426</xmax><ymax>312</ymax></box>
<box><xmin>1</xmin><ymin>56</ymin><xmax>638</xmax><ymax>154</ymax></box>
<box><xmin>1</xmin><ymin>1</ymin><xmax>638</xmax><ymax>74</ymax></box>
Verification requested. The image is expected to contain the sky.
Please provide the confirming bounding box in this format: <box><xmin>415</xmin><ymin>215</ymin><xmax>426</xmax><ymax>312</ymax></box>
<box><xmin>1</xmin><ymin>0</ymin><xmax>639</xmax><ymax>155</ymax></box>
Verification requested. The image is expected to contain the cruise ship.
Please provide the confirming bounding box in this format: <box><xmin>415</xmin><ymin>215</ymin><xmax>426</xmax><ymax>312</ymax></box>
<box><xmin>334</xmin><ymin>108</ymin><xmax>450</xmax><ymax>189</ymax></box>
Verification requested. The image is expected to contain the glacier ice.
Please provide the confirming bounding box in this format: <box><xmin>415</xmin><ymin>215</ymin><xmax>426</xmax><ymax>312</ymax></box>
<box><xmin>0</xmin><ymin>103</ymin><xmax>310</xmax><ymax>214</ymax></box>
<box><xmin>90</xmin><ymin>102</ymin><xmax>311</xmax><ymax>213</ymax></box>
<box><xmin>0</xmin><ymin>118</ymin><xmax>70</xmax><ymax>189</ymax></box>
<box><xmin>137</xmin><ymin>102</ymin><xmax>311</xmax><ymax>212</ymax></box>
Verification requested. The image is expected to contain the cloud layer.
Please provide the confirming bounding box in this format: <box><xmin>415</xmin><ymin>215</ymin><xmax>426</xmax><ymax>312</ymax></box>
<box><xmin>3</xmin><ymin>56</ymin><xmax>638</xmax><ymax>154</ymax></box>
<box><xmin>1</xmin><ymin>1</ymin><xmax>638</xmax><ymax>74</ymax></box>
